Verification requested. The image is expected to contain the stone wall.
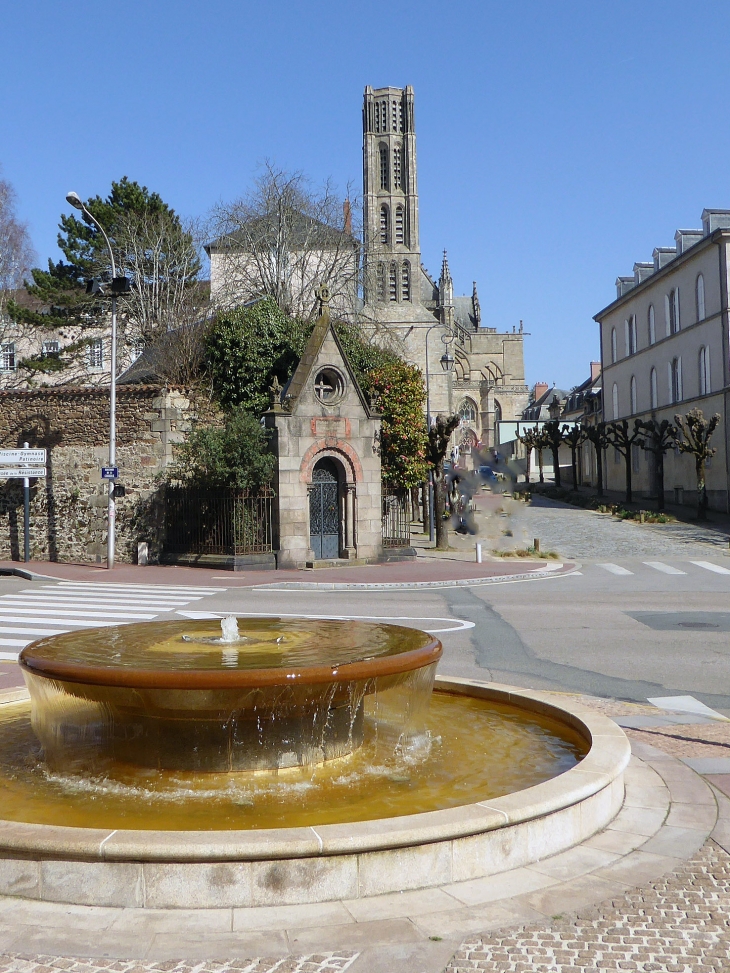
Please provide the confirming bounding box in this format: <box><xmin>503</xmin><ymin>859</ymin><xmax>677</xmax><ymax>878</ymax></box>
<box><xmin>0</xmin><ymin>386</ymin><xmax>218</xmax><ymax>564</ymax></box>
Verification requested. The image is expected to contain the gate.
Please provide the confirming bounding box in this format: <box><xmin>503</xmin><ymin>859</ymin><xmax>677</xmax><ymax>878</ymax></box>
<box><xmin>382</xmin><ymin>490</ymin><xmax>410</xmax><ymax>548</ymax></box>
<box><xmin>309</xmin><ymin>459</ymin><xmax>340</xmax><ymax>559</ymax></box>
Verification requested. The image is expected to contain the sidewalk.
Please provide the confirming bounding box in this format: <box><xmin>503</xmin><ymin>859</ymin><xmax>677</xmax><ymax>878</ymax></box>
<box><xmin>0</xmin><ymin>554</ymin><xmax>572</xmax><ymax>590</ymax></box>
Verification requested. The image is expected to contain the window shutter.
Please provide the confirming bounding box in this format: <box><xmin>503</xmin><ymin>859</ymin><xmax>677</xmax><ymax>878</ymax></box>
<box><xmin>624</xmin><ymin>319</ymin><xmax>630</xmax><ymax>356</ymax></box>
<box><xmin>674</xmin><ymin>288</ymin><xmax>680</xmax><ymax>331</ymax></box>
<box><xmin>665</xmin><ymin>295</ymin><xmax>671</xmax><ymax>336</ymax></box>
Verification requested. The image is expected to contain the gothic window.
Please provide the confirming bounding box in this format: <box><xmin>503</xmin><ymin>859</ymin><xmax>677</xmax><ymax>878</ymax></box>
<box><xmin>391</xmin><ymin>100</ymin><xmax>398</xmax><ymax>132</ymax></box>
<box><xmin>696</xmin><ymin>273</ymin><xmax>706</xmax><ymax>321</ymax></box>
<box><xmin>650</xmin><ymin>367</ymin><xmax>658</xmax><ymax>409</ymax></box>
<box><xmin>379</xmin><ymin>144</ymin><xmax>389</xmax><ymax>191</ymax></box>
<box><xmin>648</xmin><ymin>304</ymin><xmax>655</xmax><ymax>345</ymax></box>
<box><xmin>610</xmin><ymin>328</ymin><xmax>617</xmax><ymax>363</ymax></box>
<box><xmin>630</xmin><ymin>375</ymin><xmax>637</xmax><ymax>414</ymax></box>
<box><xmin>376</xmin><ymin>262</ymin><xmax>386</xmax><ymax>302</ymax></box>
<box><xmin>388</xmin><ymin>262</ymin><xmax>398</xmax><ymax>302</ymax></box>
<box><xmin>624</xmin><ymin>316</ymin><xmax>637</xmax><ymax>355</ymax></box>
<box><xmin>380</xmin><ymin>204</ymin><xmax>389</xmax><ymax>244</ymax></box>
<box><xmin>395</xmin><ymin>205</ymin><xmax>404</xmax><ymax>244</ymax></box>
<box><xmin>401</xmin><ymin>261</ymin><xmax>410</xmax><ymax>301</ymax></box>
<box><xmin>376</xmin><ymin>99</ymin><xmax>387</xmax><ymax>133</ymax></box>
<box><xmin>612</xmin><ymin>382</ymin><xmax>619</xmax><ymax>420</ymax></box>
<box><xmin>458</xmin><ymin>399</ymin><xmax>477</xmax><ymax>424</ymax></box>
<box><xmin>393</xmin><ymin>145</ymin><xmax>402</xmax><ymax>190</ymax></box>
<box><xmin>699</xmin><ymin>346</ymin><xmax>711</xmax><ymax>395</ymax></box>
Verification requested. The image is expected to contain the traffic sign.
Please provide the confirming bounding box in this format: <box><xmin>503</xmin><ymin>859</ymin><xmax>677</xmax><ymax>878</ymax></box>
<box><xmin>101</xmin><ymin>467</ymin><xmax>119</xmax><ymax>479</ymax></box>
<box><xmin>0</xmin><ymin>468</ymin><xmax>46</xmax><ymax>478</ymax></box>
<box><xmin>0</xmin><ymin>449</ymin><xmax>46</xmax><ymax>465</ymax></box>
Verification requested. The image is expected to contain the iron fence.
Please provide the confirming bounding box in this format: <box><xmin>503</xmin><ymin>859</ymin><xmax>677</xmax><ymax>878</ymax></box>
<box><xmin>382</xmin><ymin>490</ymin><xmax>410</xmax><ymax>548</ymax></box>
<box><xmin>164</xmin><ymin>487</ymin><xmax>275</xmax><ymax>556</ymax></box>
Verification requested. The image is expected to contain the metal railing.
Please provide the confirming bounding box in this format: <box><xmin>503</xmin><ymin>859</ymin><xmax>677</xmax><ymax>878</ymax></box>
<box><xmin>382</xmin><ymin>490</ymin><xmax>410</xmax><ymax>548</ymax></box>
<box><xmin>164</xmin><ymin>487</ymin><xmax>275</xmax><ymax>556</ymax></box>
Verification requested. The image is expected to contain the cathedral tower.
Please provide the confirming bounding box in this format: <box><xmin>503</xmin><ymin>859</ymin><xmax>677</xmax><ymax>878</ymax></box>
<box><xmin>362</xmin><ymin>86</ymin><xmax>421</xmax><ymax>311</ymax></box>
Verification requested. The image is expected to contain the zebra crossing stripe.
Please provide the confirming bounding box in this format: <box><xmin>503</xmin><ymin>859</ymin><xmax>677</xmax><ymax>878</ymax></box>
<box><xmin>643</xmin><ymin>562</ymin><xmax>687</xmax><ymax>575</ymax></box>
<box><xmin>54</xmin><ymin>582</ymin><xmax>225</xmax><ymax>593</ymax></box>
<box><xmin>13</xmin><ymin>592</ymin><xmax>195</xmax><ymax>606</ymax></box>
<box><xmin>0</xmin><ymin>607</ymin><xmax>157</xmax><ymax>620</ymax></box>
<box><xmin>690</xmin><ymin>561</ymin><xmax>730</xmax><ymax>575</ymax></box>
<box><xmin>0</xmin><ymin>614</ymin><xmax>118</xmax><ymax>627</ymax></box>
<box><xmin>597</xmin><ymin>563</ymin><xmax>634</xmax><ymax>576</ymax></box>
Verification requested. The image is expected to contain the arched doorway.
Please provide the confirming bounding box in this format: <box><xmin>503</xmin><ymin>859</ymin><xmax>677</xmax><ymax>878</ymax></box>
<box><xmin>309</xmin><ymin>457</ymin><xmax>341</xmax><ymax>559</ymax></box>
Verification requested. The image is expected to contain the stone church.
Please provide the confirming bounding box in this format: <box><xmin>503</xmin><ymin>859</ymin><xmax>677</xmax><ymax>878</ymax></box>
<box><xmin>360</xmin><ymin>85</ymin><xmax>529</xmax><ymax>458</ymax></box>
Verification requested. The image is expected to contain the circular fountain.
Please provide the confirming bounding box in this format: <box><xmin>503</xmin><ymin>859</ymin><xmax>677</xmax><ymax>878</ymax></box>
<box><xmin>0</xmin><ymin>617</ymin><xmax>630</xmax><ymax>909</ymax></box>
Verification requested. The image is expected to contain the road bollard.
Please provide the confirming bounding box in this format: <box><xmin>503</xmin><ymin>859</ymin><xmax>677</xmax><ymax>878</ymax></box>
<box><xmin>476</xmin><ymin>542</ymin><xmax>482</xmax><ymax>564</ymax></box>
<box><xmin>533</xmin><ymin>538</ymin><xmax>540</xmax><ymax>553</ymax></box>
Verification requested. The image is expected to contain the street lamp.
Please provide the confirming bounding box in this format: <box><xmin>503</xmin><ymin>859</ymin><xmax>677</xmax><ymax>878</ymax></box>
<box><xmin>424</xmin><ymin>324</ymin><xmax>456</xmax><ymax>542</ymax></box>
<box><xmin>66</xmin><ymin>191</ymin><xmax>119</xmax><ymax>569</ymax></box>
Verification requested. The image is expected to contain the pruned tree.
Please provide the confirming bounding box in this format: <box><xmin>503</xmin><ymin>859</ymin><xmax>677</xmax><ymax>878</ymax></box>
<box><xmin>517</xmin><ymin>426</ymin><xmax>541</xmax><ymax>484</ymax></box>
<box><xmin>427</xmin><ymin>414</ymin><xmax>461</xmax><ymax>550</ymax></box>
<box><xmin>638</xmin><ymin>418</ymin><xmax>678</xmax><ymax>511</ymax></box>
<box><xmin>604</xmin><ymin>419</ymin><xmax>644</xmax><ymax>504</ymax></box>
<box><xmin>542</xmin><ymin>419</ymin><xmax>564</xmax><ymax>487</ymax></box>
<box><xmin>208</xmin><ymin>163</ymin><xmax>360</xmax><ymax>322</ymax></box>
<box><xmin>674</xmin><ymin>408</ymin><xmax>721</xmax><ymax>520</ymax></box>
<box><xmin>561</xmin><ymin>423</ymin><xmax>585</xmax><ymax>491</ymax></box>
<box><xmin>581</xmin><ymin>421</ymin><xmax>608</xmax><ymax>497</ymax></box>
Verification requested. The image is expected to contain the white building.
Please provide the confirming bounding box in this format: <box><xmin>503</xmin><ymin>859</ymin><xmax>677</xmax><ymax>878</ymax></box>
<box><xmin>594</xmin><ymin>209</ymin><xmax>730</xmax><ymax>510</ymax></box>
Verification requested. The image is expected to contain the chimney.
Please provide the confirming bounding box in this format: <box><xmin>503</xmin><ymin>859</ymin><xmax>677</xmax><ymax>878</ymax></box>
<box><xmin>590</xmin><ymin>361</ymin><xmax>601</xmax><ymax>382</ymax></box>
<box><xmin>533</xmin><ymin>382</ymin><xmax>549</xmax><ymax>402</ymax></box>
<box><xmin>343</xmin><ymin>200</ymin><xmax>352</xmax><ymax>235</ymax></box>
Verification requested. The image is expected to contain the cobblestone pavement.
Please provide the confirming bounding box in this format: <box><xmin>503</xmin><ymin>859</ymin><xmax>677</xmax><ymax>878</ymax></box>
<box><xmin>505</xmin><ymin>496</ymin><xmax>730</xmax><ymax>559</ymax></box>
<box><xmin>0</xmin><ymin>955</ymin><xmax>360</xmax><ymax>973</ymax></box>
<box><xmin>446</xmin><ymin>839</ymin><xmax>730</xmax><ymax>972</ymax></box>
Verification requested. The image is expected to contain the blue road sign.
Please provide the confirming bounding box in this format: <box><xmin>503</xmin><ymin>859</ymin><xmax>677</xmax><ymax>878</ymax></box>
<box><xmin>101</xmin><ymin>467</ymin><xmax>119</xmax><ymax>479</ymax></box>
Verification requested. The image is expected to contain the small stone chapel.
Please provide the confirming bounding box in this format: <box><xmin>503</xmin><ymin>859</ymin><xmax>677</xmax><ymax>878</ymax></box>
<box><xmin>264</xmin><ymin>287</ymin><xmax>383</xmax><ymax>569</ymax></box>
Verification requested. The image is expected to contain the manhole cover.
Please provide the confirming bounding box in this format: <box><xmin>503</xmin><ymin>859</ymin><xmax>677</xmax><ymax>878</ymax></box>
<box><xmin>678</xmin><ymin>621</ymin><xmax>719</xmax><ymax>629</ymax></box>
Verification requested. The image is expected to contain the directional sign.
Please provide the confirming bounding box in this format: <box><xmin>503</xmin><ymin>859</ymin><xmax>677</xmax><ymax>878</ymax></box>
<box><xmin>0</xmin><ymin>468</ymin><xmax>46</xmax><ymax>478</ymax></box>
<box><xmin>0</xmin><ymin>449</ymin><xmax>46</xmax><ymax>465</ymax></box>
<box><xmin>101</xmin><ymin>467</ymin><xmax>119</xmax><ymax>479</ymax></box>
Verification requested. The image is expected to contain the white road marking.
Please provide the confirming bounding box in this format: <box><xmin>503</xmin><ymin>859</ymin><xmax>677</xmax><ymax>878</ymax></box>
<box><xmin>0</xmin><ymin>652</ymin><xmax>20</xmax><ymax>661</ymax></box>
<box><xmin>648</xmin><ymin>694</ymin><xmax>729</xmax><ymax>721</ymax></box>
<box><xmin>19</xmin><ymin>589</ymin><xmax>199</xmax><ymax>604</ymax></box>
<box><xmin>0</xmin><ymin>638</ymin><xmax>33</xmax><ymax>648</ymax></box>
<box><xmin>55</xmin><ymin>582</ymin><xmax>225</xmax><ymax>593</ymax></box>
<box><xmin>176</xmin><ymin>610</ymin><xmax>476</xmax><ymax>634</ymax></box>
<box><xmin>643</xmin><ymin>561</ymin><xmax>687</xmax><ymax>575</ymax></box>
<box><xmin>0</xmin><ymin>607</ymin><xmax>157</xmax><ymax>620</ymax></box>
<box><xmin>690</xmin><ymin>560</ymin><xmax>730</xmax><ymax>575</ymax></box>
<box><xmin>597</xmin><ymin>563</ymin><xmax>634</xmax><ymax>576</ymax></box>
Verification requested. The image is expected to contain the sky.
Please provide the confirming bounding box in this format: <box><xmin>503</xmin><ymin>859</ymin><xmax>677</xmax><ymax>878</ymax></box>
<box><xmin>1</xmin><ymin>0</ymin><xmax>728</xmax><ymax>389</ymax></box>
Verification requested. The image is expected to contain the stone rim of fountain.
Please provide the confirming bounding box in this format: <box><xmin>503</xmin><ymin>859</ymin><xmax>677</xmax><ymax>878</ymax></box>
<box><xmin>0</xmin><ymin>678</ymin><xmax>630</xmax><ymax>908</ymax></box>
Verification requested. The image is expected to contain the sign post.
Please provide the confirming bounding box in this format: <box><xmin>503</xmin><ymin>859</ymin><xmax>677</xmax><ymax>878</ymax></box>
<box><xmin>0</xmin><ymin>446</ymin><xmax>47</xmax><ymax>562</ymax></box>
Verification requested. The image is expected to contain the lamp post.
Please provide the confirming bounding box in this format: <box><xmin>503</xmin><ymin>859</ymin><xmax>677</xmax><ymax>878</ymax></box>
<box><xmin>65</xmin><ymin>191</ymin><xmax>118</xmax><ymax>569</ymax></box>
<box><xmin>424</xmin><ymin>324</ymin><xmax>455</xmax><ymax>542</ymax></box>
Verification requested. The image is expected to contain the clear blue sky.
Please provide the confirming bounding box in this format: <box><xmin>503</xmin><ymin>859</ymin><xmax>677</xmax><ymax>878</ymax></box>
<box><xmin>1</xmin><ymin>0</ymin><xmax>727</xmax><ymax>389</ymax></box>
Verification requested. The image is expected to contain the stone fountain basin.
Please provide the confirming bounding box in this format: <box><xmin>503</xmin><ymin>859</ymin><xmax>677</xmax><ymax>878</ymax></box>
<box><xmin>0</xmin><ymin>677</ymin><xmax>630</xmax><ymax>909</ymax></box>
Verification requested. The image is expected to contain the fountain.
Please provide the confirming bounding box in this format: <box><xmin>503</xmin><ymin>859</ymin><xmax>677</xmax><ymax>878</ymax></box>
<box><xmin>0</xmin><ymin>616</ymin><xmax>630</xmax><ymax>909</ymax></box>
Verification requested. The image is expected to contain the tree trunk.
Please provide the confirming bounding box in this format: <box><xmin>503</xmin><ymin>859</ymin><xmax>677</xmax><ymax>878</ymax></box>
<box><xmin>422</xmin><ymin>480</ymin><xmax>430</xmax><ymax>534</ymax></box>
<box><xmin>571</xmin><ymin>447</ymin><xmax>578</xmax><ymax>491</ymax></box>
<box><xmin>538</xmin><ymin>449</ymin><xmax>544</xmax><ymax>483</ymax></box>
<box><xmin>552</xmin><ymin>446</ymin><xmax>561</xmax><ymax>487</ymax></box>
<box><xmin>697</xmin><ymin>457</ymin><xmax>708</xmax><ymax>520</ymax></box>
<box><xmin>624</xmin><ymin>451</ymin><xmax>632</xmax><ymax>504</ymax></box>
<box><xmin>433</xmin><ymin>465</ymin><xmax>449</xmax><ymax>550</ymax></box>
<box><xmin>656</xmin><ymin>451</ymin><xmax>665</xmax><ymax>510</ymax></box>
<box><xmin>596</xmin><ymin>444</ymin><xmax>604</xmax><ymax>497</ymax></box>
<box><xmin>525</xmin><ymin>447</ymin><xmax>531</xmax><ymax>485</ymax></box>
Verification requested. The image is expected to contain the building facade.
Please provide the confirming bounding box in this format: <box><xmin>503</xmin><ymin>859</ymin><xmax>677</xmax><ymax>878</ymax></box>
<box><xmin>595</xmin><ymin>209</ymin><xmax>730</xmax><ymax>510</ymax></box>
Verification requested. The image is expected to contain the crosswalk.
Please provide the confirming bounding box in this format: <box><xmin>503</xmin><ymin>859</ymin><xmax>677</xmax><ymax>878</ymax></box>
<box><xmin>0</xmin><ymin>581</ymin><xmax>226</xmax><ymax>660</ymax></box>
<box><xmin>589</xmin><ymin>559</ymin><xmax>730</xmax><ymax>578</ymax></box>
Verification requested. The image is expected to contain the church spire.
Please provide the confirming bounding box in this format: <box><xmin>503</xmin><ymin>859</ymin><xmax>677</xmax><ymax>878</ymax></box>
<box><xmin>472</xmin><ymin>280</ymin><xmax>481</xmax><ymax>327</ymax></box>
<box><xmin>438</xmin><ymin>250</ymin><xmax>453</xmax><ymax>309</ymax></box>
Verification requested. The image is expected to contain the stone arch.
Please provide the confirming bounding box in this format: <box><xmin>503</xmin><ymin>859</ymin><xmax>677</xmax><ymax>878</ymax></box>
<box><xmin>299</xmin><ymin>439</ymin><xmax>362</xmax><ymax>485</ymax></box>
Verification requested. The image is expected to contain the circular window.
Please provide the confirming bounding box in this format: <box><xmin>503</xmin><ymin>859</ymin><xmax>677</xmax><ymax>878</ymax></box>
<box><xmin>314</xmin><ymin>367</ymin><xmax>345</xmax><ymax>404</ymax></box>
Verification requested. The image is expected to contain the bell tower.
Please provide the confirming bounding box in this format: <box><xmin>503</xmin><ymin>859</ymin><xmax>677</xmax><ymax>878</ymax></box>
<box><xmin>363</xmin><ymin>85</ymin><xmax>421</xmax><ymax>309</ymax></box>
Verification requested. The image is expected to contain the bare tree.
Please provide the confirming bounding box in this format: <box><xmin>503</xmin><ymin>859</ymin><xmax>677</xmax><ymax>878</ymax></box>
<box><xmin>517</xmin><ymin>426</ymin><xmax>541</xmax><ymax>484</ymax></box>
<box><xmin>427</xmin><ymin>414</ymin><xmax>461</xmax><ymax>551</ymax></box>
<box><xmin>581</xmin><ymin>421</ymin><xmax>608</xmax><ymax>497</ymax></box>
<box><xmin>208</xmin><ymin>163</ymin><xmax>361</xmax><ymax>321</ymax></box>
<box><xmin>675</xmin><ymin>408</ymin><xmax>721</xmax><ymax>520</ymax></box>
<box><xmin>0</xmin><ymin>172</ymin><xmax>35</xmax><ymax>319</ymax></box>
<box><xmin>542</xmin><ymin>419</ymin><xmax>564</xmax><ymax>487</ymax></box>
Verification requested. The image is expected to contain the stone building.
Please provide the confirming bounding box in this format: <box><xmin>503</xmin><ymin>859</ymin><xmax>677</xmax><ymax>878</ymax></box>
<box><xmin>594</xmin><ymin>208</ymin><xmax>730</xmax><ymax>511</ymax></box>
<box><xmin>265</xmin><ymin>290</ymin><xmax>383</xmax><ymax>568</ymax></box>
